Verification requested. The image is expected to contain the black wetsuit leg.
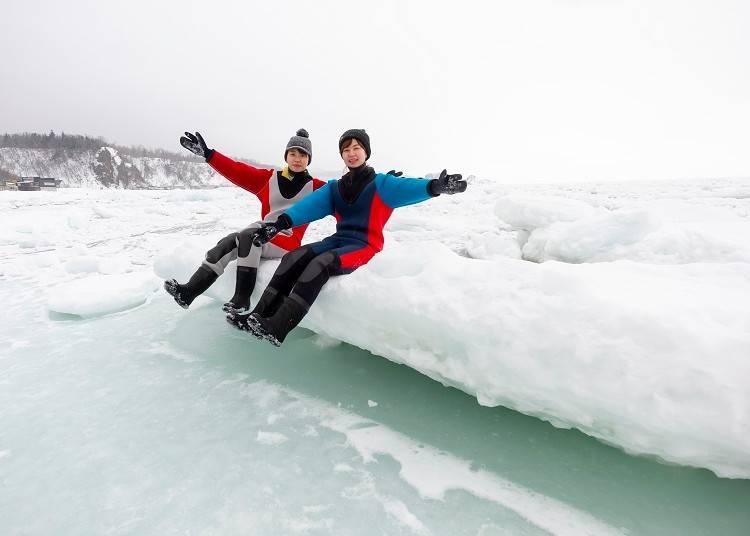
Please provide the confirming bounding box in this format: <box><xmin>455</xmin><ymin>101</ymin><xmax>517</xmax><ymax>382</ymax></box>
<box><xmin>250</xmin><ymin>243</ymin><xmax>320</xmax><ymax>317</ymax></box>
<box><xmin>288</xmin><ymin>250</ymin><xmax>341</xmax><ymax>309</ymax></box>
<box><xmin>266</xmin><ymin>245</ymin><xmax>318</xmax><ymax>295</ymax></box>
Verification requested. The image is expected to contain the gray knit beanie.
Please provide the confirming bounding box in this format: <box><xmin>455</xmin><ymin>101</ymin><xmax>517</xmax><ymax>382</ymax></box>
<box><xmin>285</xmin><ymin>128</ymin><xmax>312</xmax><ymax>164</ymax></box>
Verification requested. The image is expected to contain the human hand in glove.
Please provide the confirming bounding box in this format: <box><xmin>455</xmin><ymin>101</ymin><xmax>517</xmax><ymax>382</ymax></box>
<box><xmin>429</xmin><ymin>169</ymin><xmax>467</xmax><ymax>195</ymax></box>
<box><xmin>180</xmin><ymin>131</ymin><xmax>214</xmax><ymax>161</ymax></box>
<box><xmin>386</xmin><ymin>170</ymin><xmax>403</xmax><ymax>177</ymax></box>
<box><xmin>252</xmin><ymin>214</ymin><xmax>293</xmax><ymax>247</ymax></box>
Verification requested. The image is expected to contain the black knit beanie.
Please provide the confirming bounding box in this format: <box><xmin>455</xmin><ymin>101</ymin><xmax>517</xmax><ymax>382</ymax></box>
<box><xmin>338</xmin><ymin>128</ymin><xmax>371</xmax><ymax>160</ymax></box>
<box><xmin>285</xmin><ymin>128</ymin><xmax>312</xmax><ymax>164</ymax></box>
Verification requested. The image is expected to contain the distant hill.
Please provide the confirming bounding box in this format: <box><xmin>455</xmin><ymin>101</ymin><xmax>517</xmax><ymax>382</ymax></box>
<box><xmin>0</xmin><ymin>131</ymin><xmax>274</xmax><ymax>189</ymax></box>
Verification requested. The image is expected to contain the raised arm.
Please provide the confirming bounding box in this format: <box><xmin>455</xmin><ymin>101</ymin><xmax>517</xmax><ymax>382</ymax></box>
<box><xmin>207</xmin><ymin>151</ymin><xmax>273</xmax><ymax>195</ymax></box>
<box><xmin>180</xmin><ymin>131</ymin><xmax>272</xmax><ymax>194</ymax></box>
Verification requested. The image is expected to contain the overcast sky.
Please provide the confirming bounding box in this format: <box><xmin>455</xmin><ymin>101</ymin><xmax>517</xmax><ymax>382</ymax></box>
<box><xmin>2</xmin><ymin>0</ymin><xmax>749</xmax><ymax>182</ymax></box>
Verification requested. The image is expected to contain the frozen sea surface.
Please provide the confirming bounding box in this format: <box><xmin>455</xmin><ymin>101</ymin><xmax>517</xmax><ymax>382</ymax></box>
<box><xmin>1</xmin><ymin>180</ymin><xmax>749</xmax><ymax>535</ymax></box>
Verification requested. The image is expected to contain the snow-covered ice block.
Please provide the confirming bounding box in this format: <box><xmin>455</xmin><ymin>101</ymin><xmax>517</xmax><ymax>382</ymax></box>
<box><xmin>153</xmin><ymin>239</ymin><xmax>236</xmax><ymax>302</ymax></box>
<box><xmin>523</xmin><ymin>208</ymin><xmax>660</xmax><ymax>263</ymax></box>
<box><xmin>465</xmin><ymin>230</ymin><xmax>523</xmax><ymax>260</ymax></box>
<box><xmin>153</xmin><ymin>229</ymin><xmax>750</xmax><ymax>479</ymax></box>
<box><xmin>499</xmin><ymin>196</ymin><xmax>750</xmax><ymax>264</ymax></box>
<box><xmin>47</xmin><ymin>272</ymin><xmax>160</xmax><ymax>318</ymax></box>
<box><xmin>303</xmin><ymin>243</ymin><xmax>750</xmax><ymax>479</ymax></box>
<box><xmin>495</xmin><ymin>195</ymin><xmax>600</xmax><ymax>230</ymax></box>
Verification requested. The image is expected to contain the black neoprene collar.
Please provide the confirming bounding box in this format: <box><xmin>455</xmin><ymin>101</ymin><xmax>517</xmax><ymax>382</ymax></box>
<box><xmin>277</xmin><ymin>169</ymin><xmax>312</xmax><ymax>199</ymax></box>
<box><xmin>339</xmin><ymin>165</ymin><xmax>375</xmax><ymax>204</ymax></box>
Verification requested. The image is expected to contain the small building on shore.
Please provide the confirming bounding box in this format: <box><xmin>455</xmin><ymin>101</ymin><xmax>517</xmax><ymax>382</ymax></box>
<box><xmin>0</xmin><ymin>176</ymin><xmax>19</xmax><ymax>191</ymax></box>
<box><xmin>16</xmin><ymin>176</ymin><xmax>61</xmax><ymax>191</ymax></box>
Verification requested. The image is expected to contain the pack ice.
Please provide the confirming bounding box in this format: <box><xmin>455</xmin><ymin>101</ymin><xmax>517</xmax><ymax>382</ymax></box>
<box><xmin>27</xmin><ymin>178</ymin><xmax>748</xmax><ymax>479</ymax></box>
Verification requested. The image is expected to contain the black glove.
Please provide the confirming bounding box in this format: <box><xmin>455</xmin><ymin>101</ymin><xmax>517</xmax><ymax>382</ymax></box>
<box><xmin>180</xmin><ymin>131</ymin><xmax>214</xmax><ymax>161</ymax></box>
<box><xmin>386</xmin><ymin>170</ymin><xmax>403</xmax><ymax>177</ymax></box>
<box><xmin>252</xmin><ymin>214</ymin><xmax>293</xmax><ymax>247</ymax></box>
<box><xmin>429</xmin><ymin>169</ymin><xmax>467</xmax><ymax>196</ymax></box>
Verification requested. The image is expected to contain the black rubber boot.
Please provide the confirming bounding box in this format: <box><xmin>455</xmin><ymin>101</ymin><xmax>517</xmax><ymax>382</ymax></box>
<box><xmin>248</xmin><ymin>286</ymin><xmax>283</xmax><ymax>318</ymax></box>
<box><xmin>222</xmin><ymin>266</ymin><xmax>257</xmax><ymax>313</ymax></box>
<box><xmin>224</xmin><ymin>284</ymin><xmax>280</xmax><ymax>339</ymax></box>
<box><xmin>247</xmin><ymin>295</ymin><xmax>309</xmax><ymax>346</ymax></box>
<box><xmin>164</xmin><ymin>265</ymin><xmax>218</xmax><ymax>309</ymax></box>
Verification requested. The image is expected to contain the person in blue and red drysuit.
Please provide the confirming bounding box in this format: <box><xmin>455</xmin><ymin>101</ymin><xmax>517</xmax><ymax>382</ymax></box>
<box><xmin>226</xmin><ymin>128</ymin><xmax>468</xmax><ymax>346</ymax></box>
<box><xmin>164</xmin><ymin>129</ymin><xmax>327</xmax><ymax>313</ymax></box>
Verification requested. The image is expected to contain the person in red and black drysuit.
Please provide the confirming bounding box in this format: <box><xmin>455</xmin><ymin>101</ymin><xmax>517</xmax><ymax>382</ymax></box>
<box><xmin>226</xmin><ymin>128</ymin><xmax>468</xmax><ymax>346</ymax></box>
<box><xmin>164</xmin><ymin>129</ymin><xmax>326</xmax><ymax>313</ymax></box>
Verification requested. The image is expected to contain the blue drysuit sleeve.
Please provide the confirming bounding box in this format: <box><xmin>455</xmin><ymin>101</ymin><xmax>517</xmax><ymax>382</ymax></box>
<box><xmin>374</xmin><ymin>173</ymin><xmax>434</xmax><ymax>209</ymax></box>
<box><xmin>283</xmin><ymin>180</ymin><xmax>336</xmax><ymax>227</ymax></box>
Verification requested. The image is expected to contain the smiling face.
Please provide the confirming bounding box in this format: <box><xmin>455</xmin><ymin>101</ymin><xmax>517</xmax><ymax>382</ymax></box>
<box><xmin>340</xmin><ymin>138</ymin><xmax>367</xmax><ymax>168</ymax></box>
<box><xmin>285</xmin><ymin>148</ymin><xmax>309</xmax><ymax>173</ymax></box>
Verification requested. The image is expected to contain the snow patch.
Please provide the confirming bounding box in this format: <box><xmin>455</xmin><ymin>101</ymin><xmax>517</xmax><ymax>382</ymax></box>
<box><xmin>255</xmin><ymin>430</ymin><xmax>289</xmax><ymax>445</ymax></box>
<box><xmin>382</xmin><ymin>498</ymin><xmax>429</xmax><ymax>535</ymax></box>
<box><xmin>64</xmin><ymin>255</ymin><xmax>130</xmax><ymax>275</ymax></box>
<box><xmin>323</xmin><ymin>414</ymin><xmax>622</xmax><ymax>536</ymax></box>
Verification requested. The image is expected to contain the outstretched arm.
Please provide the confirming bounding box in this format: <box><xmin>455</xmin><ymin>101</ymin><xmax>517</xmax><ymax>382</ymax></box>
<box><xmin>180</xmin><ymin>130</ymin><xmax>271</xmax><ymax>194</ymax></box>
<box><xmin>375</xmin><ymin>169</ymin><xmax>466</xmax><ymax>209</ymax></box>
<box><xmin>284</xmin><ymin>180</ymin><xmax>336</xmax><ymax>227</ymax></box>
<box><xmin>252</xmin><ymin>181</ymin><xmax>336</xmax><ymax>246</ymax></box>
